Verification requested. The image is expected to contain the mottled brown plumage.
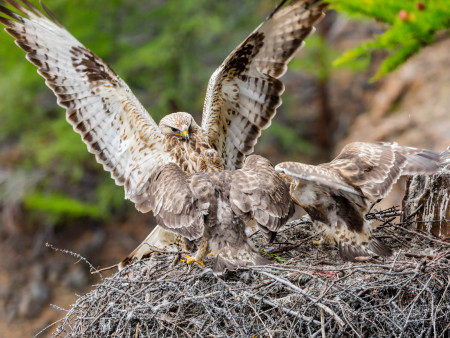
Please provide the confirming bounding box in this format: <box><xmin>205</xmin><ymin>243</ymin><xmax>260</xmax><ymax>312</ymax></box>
<box><xmin>203</xmin><ymin>0</ymin><xmax>327</xmax><ymax>170</ymax></box>
<box><xmin>142</xmin><ymin>155</ymin><xmax>294</xmax><ymax>272</ymax></box>
<box><xmin>276</xmin><ymin>142</ymin><xmax>441</xmax><ymax>261</ymax></box>
<box><xmin>0</xmin><ymin>0</ymin><xmax>324</xmax><ymax>266</ymax></box>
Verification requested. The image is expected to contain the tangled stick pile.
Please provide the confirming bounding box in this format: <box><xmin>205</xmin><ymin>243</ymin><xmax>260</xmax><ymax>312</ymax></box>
<box><xmin>51</xmin><ymin>210</ymin><xmax>449</xmax><ymax>337</ymax></box>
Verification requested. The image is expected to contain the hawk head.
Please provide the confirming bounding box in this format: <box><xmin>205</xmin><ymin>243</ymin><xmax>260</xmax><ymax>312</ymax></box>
<box><xmin>198</xmin><ymin>148</ymin><xmax>224</xmax><ymax>172</ymax></box>
<box><xmin>159</xmin><ymin>112</ymin><xmax>200</xmax><ymax>141</ymax></box>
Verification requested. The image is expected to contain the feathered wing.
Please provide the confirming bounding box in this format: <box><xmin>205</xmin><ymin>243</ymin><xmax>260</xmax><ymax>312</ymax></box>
<box><xmin>120</xmin><ymin>164</ymin><xmax>211</xmax><ymax>270</ymax></box>
<box><xmin>202</xmin><ymin>0</ymin><xmax>326</xmax><ymax>170</ymax></box>
<box><xmin>276</xmin><ymin>159</ymin><xmax>391</xmax><ymax>261</ymax></box>
<box><xmin>277</xmin><ymin>142</ymin><xmax>440</xmax><ymax>261</ymax></box>
<box><xmin>231</xmin><ymin>155</ymin><xmax>295</xmax><ymax>239</ymax></box>
<box><xmin>147</xmin><ymin>164</ymin><xmax>210</xmax><ymax>241</ymax></box>
<box><xmin>0</xmin><ymin>0</ymin><xmax>171</xmax><ymax>202</ymax></box>
<box><xmin>326</xmin><ymin>142</ymin><xmax>440</xmax><ymax>200</ymax></box>
<box><xmin>387</xmin><ymin>143</ymin><xmax>440</xmax><ymax>175</ymax></box>
<box><xmin>275</xmin><ymin>161</ymin><xmax>364</xmax><ymax>197</ymax></box>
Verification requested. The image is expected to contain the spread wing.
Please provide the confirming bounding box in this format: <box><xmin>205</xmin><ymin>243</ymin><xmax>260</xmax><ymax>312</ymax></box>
<box><xmin>145</xmin><ymin>164</ymin><xmax>211</xmax><ymax>241</ymax></box>
<box><xmin>231</xmin><ymin>155</ymin><xmax>294</xmax><ymax>237</ymax></box>
<box><xmin>0</xmin><ymin>0</ymin><xmax>170</xmax><ymax>202</ymax></box>
<box><xmin>202</xmin><ymin>0</ymin><xmax>326</xmax><ymax>170</ymax></box>
<box><xmin>324</xmin><ymin>142</ymin><xmax>440</xmax><ymax>200</ymax></box>
<box><xmin>275</xmin><ymin>161</ymin><xmax>364</xmax><ymax>197</ymax></box>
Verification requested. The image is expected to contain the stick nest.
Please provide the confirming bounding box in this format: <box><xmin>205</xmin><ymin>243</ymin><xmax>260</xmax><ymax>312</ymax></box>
<box><xmin>52</xmin><ymin>207</ymin><xmax>449</xmax><ymax>337</ymax></box>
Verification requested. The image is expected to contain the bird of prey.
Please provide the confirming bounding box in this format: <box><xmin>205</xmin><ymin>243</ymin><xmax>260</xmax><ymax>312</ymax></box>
<box><xmin>126</xmin><ymin>153</ymin><xmax>294</xmax><ymax>273</ymax></box>
<box><xmin>276</xmin><ymin>142</ymin><xmax>441</xmax><ymax>261</ymax></box>
<box><xmin>0</xmin><ymin>0</ymin><xmax>325</xmax><ymax>263</ymax></box>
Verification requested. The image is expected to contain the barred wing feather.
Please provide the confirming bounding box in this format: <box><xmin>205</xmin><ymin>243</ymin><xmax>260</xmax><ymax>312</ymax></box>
<box><xmin>202</xmin><ymin>0</ymin><xmax>326</xmax><ymax>170</ymax></box>
<box><xmin>0</xmin><ymin>0</ymin><xmax>170</xmax><ymax>201</ymax></box>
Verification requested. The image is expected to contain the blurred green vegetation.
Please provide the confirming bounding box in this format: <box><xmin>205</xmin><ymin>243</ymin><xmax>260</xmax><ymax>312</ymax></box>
<box><xmin>290</xmin><ymin>34</ymin><xmax>370</xmax><ymax>80</ymax></box>
<box><xmin>328</xmin><ymin>0</ymin><xmax>450</xmax><ymax>80</ymax></box>
<box><xmin>1</xmin><ymin>0</ymin><xmax>308</xmax><ymax>225</ymax></box>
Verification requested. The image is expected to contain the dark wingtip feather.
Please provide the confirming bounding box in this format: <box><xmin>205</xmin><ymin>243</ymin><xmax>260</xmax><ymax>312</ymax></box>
<box><xmin>339</xmin><ymin>238</ymin><xmax>392</xmax><ymax>262</ymax></box>
<box><xmin>0</xmin><ymin>4</ymin><xmax>23</xmax><ymax>22</ymax></box>
<box><xmin>0</xmin><ymin>15</ymin><xmax>12</xmax><ymax>26</ymax></box>
<box><xmin>21</xmin><ymin>0</ymin><xmax>43</xmax><ymax>16</ymax></box>
<box><xmin>40</xmin><ymin>1</ymin><xmax>64</xmax><ymax>28</ymax></box>
<box><xmin>267</xmin><ymin>0</ymin><xmax>289</xmax><ymax>19</ymax></box>
<box><xmin>4</xmin><ymin>0</ymin><xmax>36</xmax><ymax>19</ymax></box>
<box><xmin>368</xmin><ymin>238</ymin><xmax>393</xmax><ymax>257</ymax></box>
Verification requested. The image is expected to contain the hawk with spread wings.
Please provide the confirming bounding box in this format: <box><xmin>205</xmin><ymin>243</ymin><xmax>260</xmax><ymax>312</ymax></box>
<box><xmin>124</xmin><ymin>153</ymin><xmax>294</xmax><ymax>273</ymax></box>
<box><xmin>276</xmin><ymin>142</ymin><xmax>441</xmax><ymax>261</ymax></box>
<box><xmin>0</xmin><ymin>0</ymin><xmax>326</xmax><ymax>265</ymax></box>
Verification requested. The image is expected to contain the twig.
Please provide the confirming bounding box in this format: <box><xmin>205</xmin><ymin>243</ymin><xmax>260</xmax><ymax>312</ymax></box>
<box><xmin>33</xmin><ymin>318</ymin><xmax>65</xmax><ymax>338</ymax></box>
<box><xmin>255</xmin><ymin>270</ymin><xmax>345</xmax><ymax>327</ymax></box>
<box><xmin>248</xmin><ymin>293</ymin><xmax>321</xmax><ymax>326</ymax></box>
<box><xmin>269</xmin><ymin>230</ymin><xmax>324</xmax><ymax>254</ymax></box>
<box><xmin>393</xmin><ymin>225</ymin><xmax>450</xmax><ymax>247</ymax></box>
<box><xmin>48</xmin><ymin>206</ymin><xmax>449</xmax><ymax>337</ymax></box>
<box><xmin>46</xmin><ymin>242</ymin><xmax>102</xmax><ymax>277</ymax></box>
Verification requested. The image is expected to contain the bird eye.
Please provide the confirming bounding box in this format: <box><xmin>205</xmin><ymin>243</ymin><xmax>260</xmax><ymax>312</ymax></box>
<box><xmin>171</xmin><ymin>127</ymin><xmax>178</xmax><ymax>132</ymax></box>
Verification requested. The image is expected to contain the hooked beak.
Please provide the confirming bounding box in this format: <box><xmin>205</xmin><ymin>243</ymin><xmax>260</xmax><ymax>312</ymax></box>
<box><xmin>181</xmin><ymin>129</ymin><xmax>189</xmax><ymax>141</ymax></box>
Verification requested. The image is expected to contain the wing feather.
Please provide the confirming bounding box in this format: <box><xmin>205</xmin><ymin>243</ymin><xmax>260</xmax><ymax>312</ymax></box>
<box><xmin>202</xmin><ymin>0</ymin><xmax>326</xmax><ymax>170</ymax></box>
<box><xmin>143</xmin><ymin>164</ymin><xmax>210</xmax><ymax>241</ymax></box>
<box><xmin>324</xmin><ymin>142</ymin><xmax>440</xmax><ymax>200</ymax></box>
<box><xmin>231</xmin><ymin>155</ymin><xmax>294</xmax><ymax>237</ymax></box>
<box><xmin>275</xmin><ymin>161</ymin><xmax>364</xmax><ymax>197</ymax></box>
<box><xmin>0</xmin><ymin>0</ymin><xmax>170</xmax><ymax>202</ymax></box>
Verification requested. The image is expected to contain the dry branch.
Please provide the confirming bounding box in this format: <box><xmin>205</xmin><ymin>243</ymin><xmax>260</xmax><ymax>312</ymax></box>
<box><xmin>49</xmin><ymin>211</ymin><xmax>449</xmax><ymax>337</ymax></box>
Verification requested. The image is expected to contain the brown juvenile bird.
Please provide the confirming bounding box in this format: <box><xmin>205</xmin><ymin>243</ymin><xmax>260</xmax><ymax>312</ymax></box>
<box><xmin>135</xmin><ymin>154</ymin><xmax>294</xmax><ymax>273</ymax></box>
<box><xmin>276</xmin><ymin>142</ymin><xmax>441</xmax><ymax>261</ymax></box>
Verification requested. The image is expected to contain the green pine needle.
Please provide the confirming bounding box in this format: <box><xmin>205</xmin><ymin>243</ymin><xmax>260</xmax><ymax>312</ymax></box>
<box><xmin>327</xmin><ymin>0</ymin><xmax>450</xmax><ymax>80</ymax></box>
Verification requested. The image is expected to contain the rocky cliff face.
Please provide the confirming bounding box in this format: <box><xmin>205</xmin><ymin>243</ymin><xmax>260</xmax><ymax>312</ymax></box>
<box><xmin>339</xmin><ymin>38</ymin><xmax>450</xmax><ymax>153</ymax></box>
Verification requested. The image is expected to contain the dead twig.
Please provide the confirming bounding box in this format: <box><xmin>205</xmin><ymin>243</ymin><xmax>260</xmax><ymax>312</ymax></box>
<box><xmin>47</xmin><ymin>211</ymin><xmax>449</xmax><ymax>337</ymax></box>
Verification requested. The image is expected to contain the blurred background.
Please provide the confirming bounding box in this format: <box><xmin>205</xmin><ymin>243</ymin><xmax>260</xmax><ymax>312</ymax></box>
<box><xmin>0</xmin><ymin>0</ymin><xmax>448</xmax><ymax>335</ymax></box>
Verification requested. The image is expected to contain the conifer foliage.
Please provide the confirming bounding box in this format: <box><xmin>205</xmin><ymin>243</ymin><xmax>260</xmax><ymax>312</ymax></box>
<box><xmin>328</xmin><ymin>0</ymin><xmax>450</xmax><ymax>80</ymax></box>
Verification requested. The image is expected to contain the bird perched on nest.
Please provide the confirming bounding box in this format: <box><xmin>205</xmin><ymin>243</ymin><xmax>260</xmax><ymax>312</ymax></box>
<box><xmin>276</xmin><ymin>142</ymin><xmax>441</xmax><ymax>261</ymax></box>
<box><xmin>0</xmin><ymin>0</ymin><xmax>326</xmax><ymax>264</ymax></box>
<box><xmin>130</xmin><ymin>153</ymin><xmax>294</xmax><ymax>273</ymax></box>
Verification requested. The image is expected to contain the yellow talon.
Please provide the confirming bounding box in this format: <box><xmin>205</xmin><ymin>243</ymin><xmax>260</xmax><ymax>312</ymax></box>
<box><xmin>185</xmin><ymin>254</ymin><xmax>205</xmax><ymax>267</ymax></box>
<box><xmin>313</xmin><ymin>240</ymin><xmax>322</xmax><ymax>246</ymax></box>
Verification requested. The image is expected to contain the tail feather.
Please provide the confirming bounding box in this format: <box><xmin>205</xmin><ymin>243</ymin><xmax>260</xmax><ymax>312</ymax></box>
<box><xmin>338</xmin><ymin>237</ymin><xmax>392</xmax><ymax>262</ymax></box>
<box><xmin>368</xmin><ymin>238</ymin><xmax>393</xmax><ymax>257</ymax></box>
<box><xmin>213</xmin><ymin>243</ymin><xmax>271</xmax><ymax>273</ymax></box>
<box><xmin>119</xmin><ymin>226</ymin><xmax>181</xmax><ymax>270</ymax></box>
<box><xmin>328</xmin><ymin>220</ymin><xmax>393</xmax><ymax>262</ymax></box>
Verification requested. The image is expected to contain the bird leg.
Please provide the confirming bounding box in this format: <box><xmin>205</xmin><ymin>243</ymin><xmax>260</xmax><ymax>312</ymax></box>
<box><xmin>312</xmin><ymin>226</ymin><xmax>334</xmax><ymax>246</ymax></box>
<box><xmin>184</xmin><ymin>236</ymin><xmax>208</xmax><ymax>267</ymax></box>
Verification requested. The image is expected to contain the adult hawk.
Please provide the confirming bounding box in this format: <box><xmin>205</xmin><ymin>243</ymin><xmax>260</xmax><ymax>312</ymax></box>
<box><xmin>276</xmin><ymin>142</ymin><xmax>441</xmax><ymax>261</ymax></box>
<box><xmin>124</xmin><ymin>153</ymin><xmax>294</xmax><ymax>273</ymax></box>
<box><xmin>0</xmin><ymin>0</ymin><xmax>326</xmax><ymax>264</ymax></box>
